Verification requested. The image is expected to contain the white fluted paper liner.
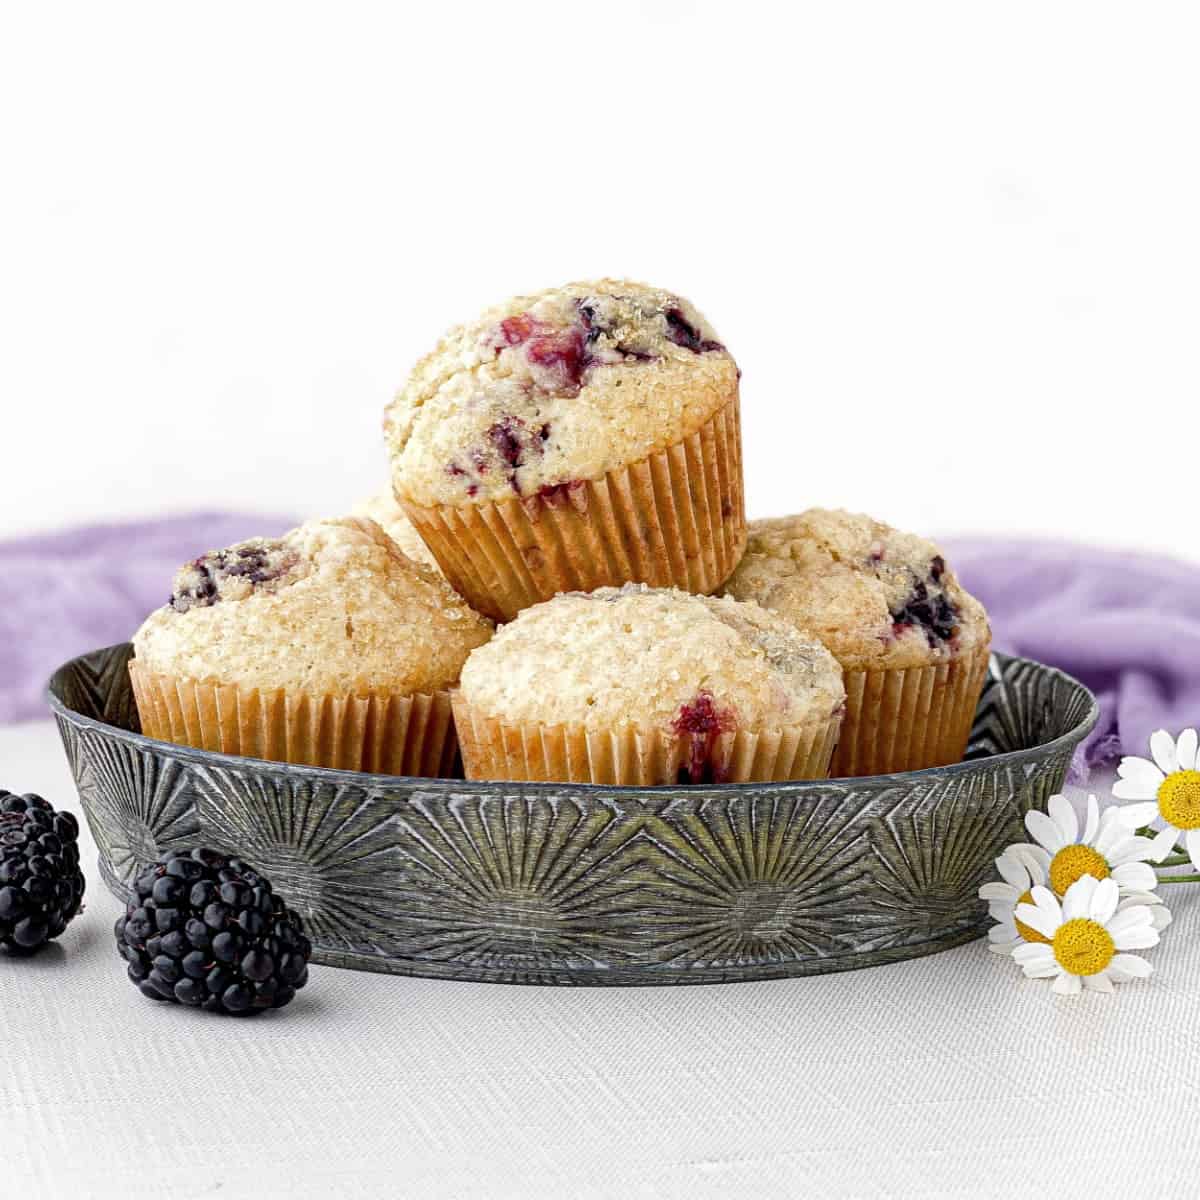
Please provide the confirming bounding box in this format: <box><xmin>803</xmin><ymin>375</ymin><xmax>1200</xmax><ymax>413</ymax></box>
<box><xmin>831</xmin><ymin>644</ymin><xmax>991</xmax><ymax>777</ymax></box>
<box><xmin>402</xmin><ymin>390</ymin><xmax>746</xmax><ymax>622</ymax></box>
<box><xmin>451</xmin><ymin>693</ymin><xmax>841</xmax><ymax>785</ymax></box>
<box><xmin>129</xmin><ymin>661</ymin><xmax>458</xmax><ymax>777</ymax></box>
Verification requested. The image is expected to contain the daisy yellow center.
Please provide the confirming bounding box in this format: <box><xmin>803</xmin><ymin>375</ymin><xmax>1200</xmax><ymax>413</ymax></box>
<box><xmin>1048</xmin><ymin>845</ymin><xmax>1110</xmax><ymax>897</ymax></box>
<box><xmin>1012</xmin><ymin>889</ymin><xmax>1050</xmax><ymax>944</ymax></box>
<box><xmin>1157</xmin><ymin>770</ymin><xmax>1200</xmax><ymax>831</ymax></box>
<box><xmin>1052</xmin><ymin>918</ymin><xmax>1115</xmax><ymax>977</ymax></box>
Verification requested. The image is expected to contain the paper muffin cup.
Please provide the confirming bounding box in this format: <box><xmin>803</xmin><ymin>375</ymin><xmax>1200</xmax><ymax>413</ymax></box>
<box><xmin>451</xmin><ymin>693</ymin><xmax>841</xmax><ymax>786</ymax></box>
<box><xmin>830</xmin><ymin>643</ymin><xmax>992</xmax><ymax>778</ymax></box>
<box><xmin>129</xmin><ymin>661</ymin><xmax>458</xmax><ymax>777</ymax></box>
<box><xmin>401</xmin><ymin>389</ymin><xmax>746</xmax><ymax>622</ymax></box>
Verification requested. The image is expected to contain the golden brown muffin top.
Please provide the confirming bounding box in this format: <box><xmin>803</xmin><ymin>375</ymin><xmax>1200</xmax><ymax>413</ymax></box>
<box><xmin>723</xmin><ymin>509</ymin><xmax>990</xmax><ymax>671</ymax></box>
<box><xmin>384</xmin><ymin>279</ymin><xmax>738</xmax><ymax>507</ymax></box>
<box><xmin>457</xmin><ymin>583</ymin><xmax>844</xmax><ymax>732</ymax></box>
<box><xmin>133</xmin><ymin>516</ymin><xmax>492</xmax><ymax>695</ymax></box>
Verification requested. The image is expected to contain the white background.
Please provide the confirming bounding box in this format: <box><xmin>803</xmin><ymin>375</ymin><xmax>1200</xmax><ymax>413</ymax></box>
<box><xmin>2</xmin><ymin>2</ymin><xmax>1198</xmax><ymax>557</ymax></box>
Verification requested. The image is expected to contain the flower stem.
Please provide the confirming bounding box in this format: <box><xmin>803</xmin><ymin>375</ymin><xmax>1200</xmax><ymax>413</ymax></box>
<box><xmin>1155</xmin><ymin>872</ymin><xmax>1200</xmax><ymax>885</ymax></box>
<box><xmin>1157</xmin><ymin>854</ymin><xmax>1192</xmax><ymax>867</ymax></box>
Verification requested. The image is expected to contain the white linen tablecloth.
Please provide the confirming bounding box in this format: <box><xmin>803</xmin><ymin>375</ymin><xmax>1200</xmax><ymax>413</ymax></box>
<box><xmin>3</xmin><ymin>720</ymin><xmax>1198</xmax><ymax>1199</ymax></box>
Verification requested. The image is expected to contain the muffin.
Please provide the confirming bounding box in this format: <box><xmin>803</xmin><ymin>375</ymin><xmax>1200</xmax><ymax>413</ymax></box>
<box><xmin>384</xmin><ymin>279</ymin><xmax>745</xmax><ymax>621</ymax></box>
<box><xmin>723</xmin><ymin>509</ymin><xmax>991</xmax><ymax>777</ymax></box>
<box><xmin>130</xmin><ymin>516</ymin><xmax>492</xmax><ymax>775</ymax></box>
<box><xmin>452</xmin><ymin>584</ymin><xmax>845</xmax><ymax>785</ymax></box>
<box><xmin>352</xmin><ymin>487</ymin><xmax>441</xmax><ymax>574</ymax></box>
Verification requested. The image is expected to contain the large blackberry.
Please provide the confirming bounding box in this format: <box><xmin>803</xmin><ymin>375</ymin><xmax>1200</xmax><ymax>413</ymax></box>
<box><xmin>0</xmin><ymin>790</ymin><xmax>86</xmax><ymax>954</ymax></box>
<box><xmin>115</xmin><ymin>848</ymin><xmax>311</xmax><ymax>1015</ymax></box>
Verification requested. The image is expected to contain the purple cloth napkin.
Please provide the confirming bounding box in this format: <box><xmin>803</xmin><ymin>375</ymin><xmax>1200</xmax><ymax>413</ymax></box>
<box><xmin>0</xmin><ymin>513</ymin><xmax>294</xmax><ymax>724</ymax></box>
<box><xmin>946</xmin><ymin>538</ymin><xmax>1200</xmax><ymax>780</ymax></box>
<box><xmin>3</xmin><ymin>517</ymin><xmax>1198</xmax><ymax>776</ymax></box>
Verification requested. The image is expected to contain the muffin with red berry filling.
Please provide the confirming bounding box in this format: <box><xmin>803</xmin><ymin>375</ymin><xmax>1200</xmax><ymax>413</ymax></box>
<box><xmin>723</xmin><ymin>509</ymin><xmax>991</xmax><ymax>776</ymax></box>
<box><xmin>452</xmin><ymin>584</ymin><xmax>844</xmax><ymax>785</ymax></box>
<box><xmin>384</xmin><ymin>279</ymin><xmax>745</xmax><ymax>620</ymax></box>
<box><xmin>352</xmin><ymin>487</ymin><xmax>442</xmax><ymax>575</ymax></box>
<box><xmin>130</xmin><ymin>516</ymin><xmax>492</xmax><ymax>775</ymax></box>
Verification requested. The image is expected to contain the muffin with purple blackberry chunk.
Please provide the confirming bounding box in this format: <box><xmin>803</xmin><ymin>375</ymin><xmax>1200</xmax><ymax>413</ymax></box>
<box><xmin>453</xmin><ymin>583</ymin><xmax>845</xmax><ymax>785</ymax></box>
<box><xmin>384</xmin><ymin>279</ymin><xmax>745</xmax><ymax>621</ymax></box>
<box><xmin>130</xmin><ymin>516</ymin><xmax>492</xmax><ymax>775</ymax></box>
<box><xmin>723</xmin><ymin>509</ymin><xmax>991</xmax><ymax>776</ymax></box>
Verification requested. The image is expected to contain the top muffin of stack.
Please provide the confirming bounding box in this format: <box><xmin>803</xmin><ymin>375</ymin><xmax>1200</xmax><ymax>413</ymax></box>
<box><xmin>383</xmin><ymin>279</ymin><xmax>746</xmax><ymax>620</ymax></box>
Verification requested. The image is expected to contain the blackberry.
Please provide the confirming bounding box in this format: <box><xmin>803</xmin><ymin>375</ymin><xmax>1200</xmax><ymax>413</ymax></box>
<box><xmin>663</xmin><ymin>307</ymin><xmax>725</xmax><ymax>354</ymax></box>
<box><xmin>890</xmin><ymin>578</ymin><xmax>959</xmax><ymax>646</ymax></box>
<box><xmin>0</xmin><ymin>790</ymin><xmax>86</xmax><ymax>955</ymax></box>
<box><xmin>115</xmin><ymin>848</ymin><xmax>312</xmax><ymax>1015</ymax></box>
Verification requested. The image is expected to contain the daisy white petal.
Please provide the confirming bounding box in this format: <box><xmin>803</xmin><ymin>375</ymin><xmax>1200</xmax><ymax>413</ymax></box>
<box><xmin>1013</xmin><ymin>902</ymin><xmax>1058</xmax><ymax>941</ymax></box>
<box><xmin>1117</xmin><ymin>753</ymin><xmax>1166</xmax><ymax>785</ymax></box>
<box><xmin>1094</xmin><ymin>807</ymin><xmax>1132</xmax><ymax>854</ymax></box>
<box><xmin>1011</xmin><ymin>941</ymin><xmax>1051</xmax><ymax>964</ymax></box>
<box><xmin>980</xmin><ymin>881</ymin><xmax>1019</xmax><ymax>902</ymax></box>
<box><xmin>1104</xmin><ymin>834</ymin><xmax>1157</xmax><ymax>866</ymax></box>
<box><xmin>1108</xmin><ymin>953</ymin><xmax>1152</xmax><ymax>981</ymax></box>
<box><xmin>1026</xmin><ymin>810</ymin><xmax>1066</xmax><ymax>854</ymax></box>
<box><xmin>1052</xmin><ymin>972</ymin><xmax>1082</xmax><ymax>996</ymax></box>
<box><xmin>995</xmin><ymin>856</ymin><xmax>1028</xmax><ymax>890</ymax></box>
<box><xmin>1083</xmin><ymin>973</ymin><xmax>1114</xmax><ymax>994</ymax></box>
<box><xmin>1107</xmin><ymin>907</ymin><xmax>1153</xmax><ymax>936</ymax></box>
<box><xmin>1150</xmin><ymin>825</ymin><xmax>1180</xmax><ymax>862</ymax></box>
<box><xmin>1112</xmin><ymin>926</ymin><xmax>1160</xmax><ymax>952</ymax></box>
<box><xmin>990</xmin><ymin>938</ymin><xmax>1020</xmax><ymax>955</ymax></box>
<box><xmin>1186</xmin><ymin>829</ymin><xmax>1200</xmax><ymax>873</ymax></box>
<box><xmin>1082</xmin><ymin>794</ymin><xmax>1100</xmax><ymax>844</ymax></box>
<box><xmin>1111</xmin><ymin>799</ymin><xmax>1158</xmax><ymax>831</ymax></box>
<box><xmin>1013</xmin><ymin>945</ymin><xmax>1057</xmax><ymax>976</ymax></box>
<box><xmin>1089</xmin><ymin>877</ymin><xmax>1119</xmax><ymax>924</ymax></box>
<box><xmin>1022</xmin><ymin>960</ymin><xmax>1059</xmax><ymax>978</ymax></box>
<box><xmin>1110</xmin><ymin>862</ymin><xmax>1158</xmax><ymax>893</ymax></box>
<box><xmin>1062</xmin><ymin>876</ymin><xmax>1095</xmax><ymax>921</ymax></box>
<box><xmin>1177</xmin><ymin>728</ymin><xmax>1199</xmax><ymax>771</ymax></box>
<box><xmin>1150</xmin><ymin>730</ymin><xmax>1179</xmax><ymax>776</ymax></box>
<box><xmin>1030</xmin><ymin>885</ymin><xmax>1062</xmax><ymax>919</ymax></box>
<box><xmin>1014</xmin><ymin>844</ymin><xmax>1052</xmax><ymax>873</ymax></box>
<box><xmin>1112</xmin><ymin>777</ymin><xmax>1160</xmax><ymax>802</ymax></box>
<box><xmin>989</xmin><ymin>921</ymin><xmax>1018</xmax><ymax>943</ymax></box>
<box><xmin>1048</xmin><ymin>794</ymin><xmax>1079</xmax><ymax>844</ymax></box>
<box><xmin>1118</xmin><ymin>892</ymin><xmax>1172</xmax><ymax>931</ymax></box>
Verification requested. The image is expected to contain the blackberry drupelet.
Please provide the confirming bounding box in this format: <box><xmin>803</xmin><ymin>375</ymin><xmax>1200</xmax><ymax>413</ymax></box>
<box><xmin>115</xmin><ymin>848</ymin><xmax>311</xmax><ymax>1015</ymax></box>
<box><xmin>0</xmin><ymin>790</ymin><xmax>86</xmax><ymax>954</ymax></box>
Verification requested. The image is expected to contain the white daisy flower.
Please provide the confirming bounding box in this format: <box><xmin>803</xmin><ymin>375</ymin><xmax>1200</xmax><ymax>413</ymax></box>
<box><xmin>980</xmin><ymin>841</ymin><xmax>1170</xmax><ymax>956</ymax></box>
<box><xmin>979</xmin><ymin>846</ymin><xmax>1050</xmax><ymax>955</ymax></box>
<box><xmin>1012</xmin><ymin>875</ymin><xmax>1160</xmax><ymax>996</ymax></box>
<box><xmin>1113</xmin><ymin>728</ymin><xmax>1200</xmax><ymax>870</ymax></box>
<box><xmin>1022</xmin><ymin>793</ymin><xmax>1160</xmax><ymax>898</ymax></box>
